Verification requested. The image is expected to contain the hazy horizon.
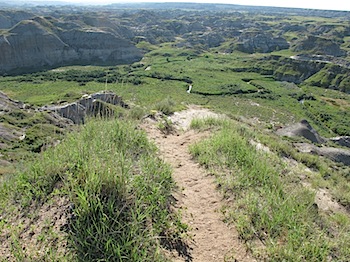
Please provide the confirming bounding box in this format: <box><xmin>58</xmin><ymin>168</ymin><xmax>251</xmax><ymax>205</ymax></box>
<box><xmin>22</xmin><ymin>0</ymin><xmax>350</xmax><ymax>12</ymax></box>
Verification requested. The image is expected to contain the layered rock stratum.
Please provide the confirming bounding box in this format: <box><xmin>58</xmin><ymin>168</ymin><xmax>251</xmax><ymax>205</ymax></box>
<box><xmin>0</xmin><ymin>14</ymin><xmax>142</xmax><ymax>74</ymax></box>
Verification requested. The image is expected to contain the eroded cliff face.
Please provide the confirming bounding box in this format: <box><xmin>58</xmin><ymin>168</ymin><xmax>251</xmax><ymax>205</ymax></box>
<box><xmin>59</xmin><ymin>29</ymin><xmax>140</xmax><ymax>64</ymax></box>
<box><xmin>236</xmin><ymin>31</ymin><xmax>290</xmax><ymax>53</ymax></box>
<box><xmin>293</xmin><ymin>35</ymin><xmax>346</xmax><ymax>57</ymax></box>
<box><xmin>0</xmin><ymin>20</ymin><xmax>73</xmax><ymax>73</ymax></box>
<box><xmin>0</xmin><ymin>15</ymin><xmax>142</xmax><ymax>75</ymax></box>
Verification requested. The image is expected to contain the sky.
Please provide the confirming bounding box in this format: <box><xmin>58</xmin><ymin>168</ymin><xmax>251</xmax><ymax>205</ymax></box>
<box><xmin>40</xmin><ymin>0</ymin><xmax>350</xmax><ymax>11</ymax></box>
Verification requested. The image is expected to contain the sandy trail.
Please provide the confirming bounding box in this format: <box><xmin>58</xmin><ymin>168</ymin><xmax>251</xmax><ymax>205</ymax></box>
<box><xmin>143</xmin><ymin>106</ymin><xmax>253</xmax><ymax>262</ymax></box>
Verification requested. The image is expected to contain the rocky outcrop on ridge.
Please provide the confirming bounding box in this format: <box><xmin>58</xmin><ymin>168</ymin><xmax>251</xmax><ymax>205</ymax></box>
<box><xmin>0</xmin><ymin>16</ymin><xmax>142</xmax><ymax>75</ymax></box>
<box><xmin>276</xmin><ymin>119</ymin><xmax>325</xmax><ymax>144</ymax></box>
<box><xmin>42</xmin><ymin>92</ymin><xmax>128</xmax><ymax>124</ymax></box>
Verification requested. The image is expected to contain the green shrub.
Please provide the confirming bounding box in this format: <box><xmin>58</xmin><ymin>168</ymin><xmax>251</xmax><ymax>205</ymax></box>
<box><xmin>127</xmin><ymin>106</ymin><xmax>147</xmax><ymax>120</ymax></box>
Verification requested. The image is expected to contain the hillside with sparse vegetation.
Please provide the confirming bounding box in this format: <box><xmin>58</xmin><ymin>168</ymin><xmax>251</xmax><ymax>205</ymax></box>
<box><xmin>1</xmin><ymin>2</ymin><xmax>350</xmax><ymax>261</ymax></box>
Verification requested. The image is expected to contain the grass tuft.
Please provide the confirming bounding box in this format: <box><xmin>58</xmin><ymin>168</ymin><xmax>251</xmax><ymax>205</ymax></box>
<box><xmin>154</xmin><ymin>97</ymin><xmax>176</xmax><ymax>115</ymax></box>
<box><xmin>190</xmin><ymin>117</ymin><xmax>227</xmax><ymax>130</ymax></box>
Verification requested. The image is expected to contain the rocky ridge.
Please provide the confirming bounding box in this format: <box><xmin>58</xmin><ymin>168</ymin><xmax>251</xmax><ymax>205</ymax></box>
<box><xmin>42</xmin><ymin>92</ymin><xmax>128</xmax><ymax>124</ymax></box>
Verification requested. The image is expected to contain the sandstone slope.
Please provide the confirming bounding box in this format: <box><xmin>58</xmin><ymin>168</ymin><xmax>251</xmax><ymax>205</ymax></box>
<box><xmin>0</xmin><ymin>15</ymin><xmax>142</xmax><ymax>74</ymax></box>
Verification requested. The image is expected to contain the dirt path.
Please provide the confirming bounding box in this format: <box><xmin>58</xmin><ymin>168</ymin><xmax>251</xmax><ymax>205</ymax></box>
<box><xmin>143</xmin><ymin>106</ymin><xmax>254</xmax><ymax>262</ymax></box>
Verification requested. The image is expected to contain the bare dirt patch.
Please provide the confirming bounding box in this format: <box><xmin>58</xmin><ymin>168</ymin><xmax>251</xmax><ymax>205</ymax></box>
<box><xmin>315</xmin><ymin>188</ymin><xmax>348</xmax><ymax>213</ymax></box>
<box><xmin>169</xmin><ymin>105</ymin><xmax>224</xmax><ymax>131</ymax></box>
<box><xmin>142</xmin><ymin>106</ymin><xmax>254</xmax><ymax>262</ymax></box>
<box><xmin>283</xmin><ymin>157</ymin><xmax>349</xmax><ymax>215</ymax></box>
<box><xmin>0</xmin><ymin>196</ymin><xmax>71</xmax><ymax>261</ymax></box>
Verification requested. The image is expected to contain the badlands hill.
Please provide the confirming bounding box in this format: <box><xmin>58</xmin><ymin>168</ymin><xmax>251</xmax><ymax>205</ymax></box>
<box><xmin>1</xmin><ymin>3</ymin><xmax>350</xmax><ymax>93</ymax></box>
<box><xmin>0</xmin><ymin>13</ymin><xmax>142</xmax><ymax>74</ymax></box>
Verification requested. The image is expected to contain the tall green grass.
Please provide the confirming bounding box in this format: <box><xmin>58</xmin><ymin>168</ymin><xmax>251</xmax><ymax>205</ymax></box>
<box><xmin>2</xmin><ymin>119</ymin><xmax>186</xmax><ymax>261</ymax></box>
<box><xmin>189</xmin><ymin>118</ymin><xmax>350</xmax><ymax>260</ymax></box>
